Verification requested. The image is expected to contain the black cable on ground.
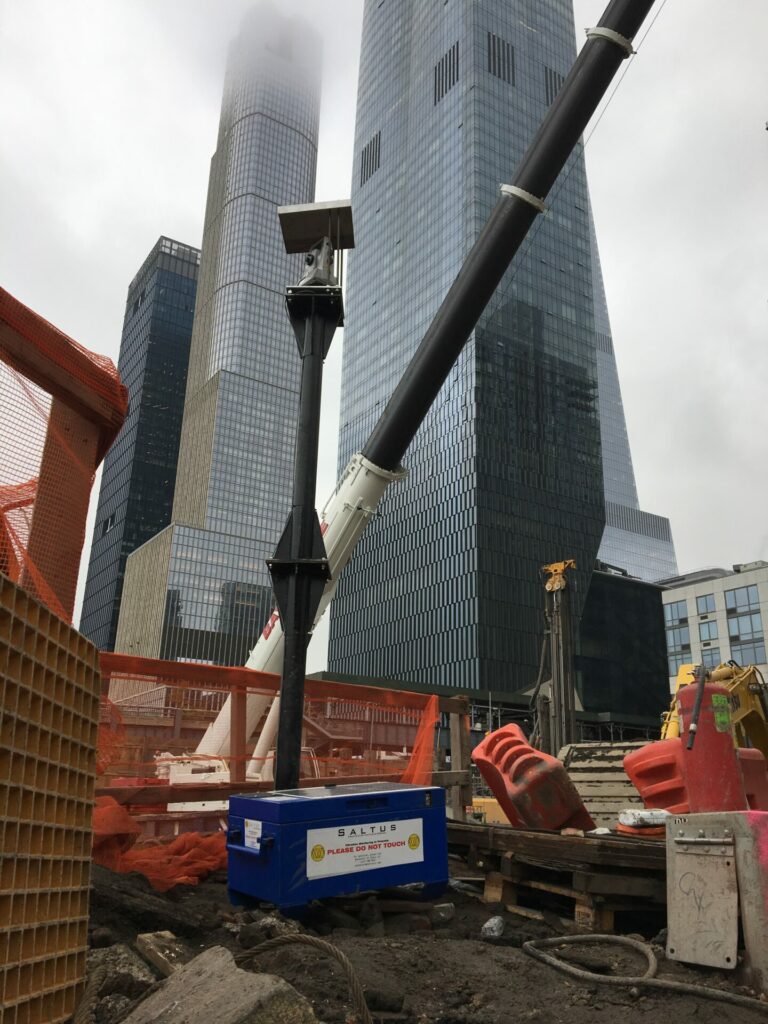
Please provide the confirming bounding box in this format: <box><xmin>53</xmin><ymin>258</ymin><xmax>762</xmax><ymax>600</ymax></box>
<box><xmin>235</xmin><ymin>933</ymin><xmax>374</xmax><ymax>1024</ymax></box>
<box><xmin>523</xmin><ymin>934</ymin><xmax>768</xmax><ymax>1015</ymax></box>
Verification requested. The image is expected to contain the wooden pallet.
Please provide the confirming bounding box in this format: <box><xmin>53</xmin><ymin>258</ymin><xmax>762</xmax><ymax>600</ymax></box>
<box><xmin>447</xmin><ymin>820</ymin><xmax>665</xmax><ymax>934</ymax></box>
<box><xmin>482</xmin><ymin>850</ymin><xmax>665</xmax><ymax>933</ymax></box>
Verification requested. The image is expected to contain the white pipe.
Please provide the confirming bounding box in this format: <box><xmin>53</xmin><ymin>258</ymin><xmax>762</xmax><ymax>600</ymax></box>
<box><xmin>195</xmin><ymin>453</ymin><xmax>405</xmax><ymax>760</ymax></box>
<box><xmin>247</xmin><ymin>696</ymin><xmax>281</xmax><ymax>776</ymax></box>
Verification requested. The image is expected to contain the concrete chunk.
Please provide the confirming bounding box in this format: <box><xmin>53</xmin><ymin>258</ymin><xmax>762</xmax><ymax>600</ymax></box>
<box><xmin>122</xmin><ymin>945</ymin><xmax>317</xmax><ymax>1024</ymax></box>
<box><xmin>135</xmin><ymin>931</ymin><xmax>193</xmax><ymax>976</ymax></box>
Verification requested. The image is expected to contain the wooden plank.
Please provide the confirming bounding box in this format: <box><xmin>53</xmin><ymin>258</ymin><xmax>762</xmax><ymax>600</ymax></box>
<box><xmin>449</xmin><ymin>712</ymin><xmax>471</xmax><ymax>821</ymax></box>
<box><xmin>229</xmin><ymin>689</ymin><xmax>246</xmax><ymax>785</ymax></box>
<box><xmin>563</xmin><ymin>772</ymin><xmax>636</xmax><ymax>782</ymax></box>
<box><xmin>446</xmin><ymin>821</ymin><xmax>666</xmax><ymax>872</ymax></box>
<box><xmin>100</xmin><ymin>768</ymin><xmax>465</xmax><ymax>806</ymax></box>
<box><xmin>571</xmin><ymin>782</ymin><xmax>642</xmax><ymax>795</ymax></box>
<box><xmin>572</xmin><ymin>870</ymin><xmax>665</xmax><ymax>900</ymax></box>
<box><xmin>438</xmin><ymin>695</ymin><xmax>470</xmax><ymax>716</ymax></box>
<box><xmin>432</xmin><ymin>770</ymin><xmax>471</xmax><ymax>787</ymax></box>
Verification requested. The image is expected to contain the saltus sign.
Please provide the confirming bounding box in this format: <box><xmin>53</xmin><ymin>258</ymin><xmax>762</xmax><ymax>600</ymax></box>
<box><xmin>306</xmin><ymin>817</ymin><xmax>424</xmax><ymax>879</ymax></box>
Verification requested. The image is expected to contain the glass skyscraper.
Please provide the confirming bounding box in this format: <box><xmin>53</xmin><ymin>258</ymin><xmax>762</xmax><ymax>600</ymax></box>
<box><xmin>329</xmin><ymin>0</ymin><xmax>676</xmax><ymax>693</ymax></box>
<box><xmin>115</xmin><ymin>4</ymin><xmax>321</xmax><ymax>665</ymax></box>
<box><xmin>80</xmin><ymin>237</ymin><xmax>199</xmax><ymax>651</ymax></box>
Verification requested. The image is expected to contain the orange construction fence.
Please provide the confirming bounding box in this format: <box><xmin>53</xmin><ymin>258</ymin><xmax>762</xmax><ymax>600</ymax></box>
<box><xmin>92</xmin><ymin>654</ymin><xmax>441</xmax><ymax>890</ymax></box>
<box><xmin>0</xmin><ymin>287</ymin><xmax>127</xmax><ymax>621</ymax></box>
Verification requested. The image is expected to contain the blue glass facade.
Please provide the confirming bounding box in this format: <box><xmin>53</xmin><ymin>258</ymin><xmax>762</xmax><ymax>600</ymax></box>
<box><xmin>329</xmin><ymin>0</ymin><xmax>676</xmax><ymax>693</ymax></box>
<box><xmin>79</xmin><ymin>237</ymin><xmax>199</xmax><ymax>650</ymax></box>
<box><xmin>115</xmin><ymin>6</ymin><xmax>320</xmax><ymax>665</ymax></box>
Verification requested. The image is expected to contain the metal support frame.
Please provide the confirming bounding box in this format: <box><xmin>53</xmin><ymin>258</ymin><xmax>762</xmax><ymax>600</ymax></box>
<box><xmin>269</xmin><ymin>280</ymin><xmax>343</xmax><ymax>790</ymax></box>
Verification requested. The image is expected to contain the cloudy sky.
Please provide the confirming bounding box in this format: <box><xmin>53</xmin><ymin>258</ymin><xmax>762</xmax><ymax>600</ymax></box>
<box><xmin>1</xmin><ymin>1</ymin><xmax>766</xmax><ymax>663</ymax></box>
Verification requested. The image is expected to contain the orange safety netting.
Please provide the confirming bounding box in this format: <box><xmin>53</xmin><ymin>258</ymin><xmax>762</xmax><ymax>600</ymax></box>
<box><xmin>93</xmin><ymin>653</ymin><xmax>441</xmax><ymax>891</ymax></box>
<box><xmin>98</xmin><ymin>653</ymin><xmax>440</xmax><ymax>788</ymax></box>
<box><xmin>0</xmin><ymin>287</ymin><xmax>127</xmax><ymax>621</ymax></box>
<box><xmin>92</xmin><ymin>797</ymin><xmax>227</xmax><ymax>891</ymax></box>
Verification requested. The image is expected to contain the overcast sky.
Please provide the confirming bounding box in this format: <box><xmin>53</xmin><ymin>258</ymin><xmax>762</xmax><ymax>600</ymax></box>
<box><xmin>1</xmin><ymin>1</ymin><xmax>767</xmax><ymax>665</ymax></box>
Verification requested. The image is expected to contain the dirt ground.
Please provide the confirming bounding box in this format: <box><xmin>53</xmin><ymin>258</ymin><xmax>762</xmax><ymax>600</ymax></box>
<box><xmin>88</xmin><ymin>869</ymin><xmax>768</xmax><ymax>1024</ymax></box>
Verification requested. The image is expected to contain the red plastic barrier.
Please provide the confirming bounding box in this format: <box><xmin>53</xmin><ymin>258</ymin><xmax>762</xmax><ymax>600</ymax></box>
<box><xmin>678</xmin><ymin>682</ymin><xmax>748</xmax><ymax>812</ymax></box>
<box><xmin>625</xmin><ymin>682</ymin><xmax>768</xmax><ymax>815</ymax></box>
<box><xmin>472</xmin><ymin>724</ymin><xmax>595</xmax><ymax>831</ymax></box>
<box><xmin>624</xmin><ymin>738</ymin><xmax>688</xmax><ymax>814</ymax></box>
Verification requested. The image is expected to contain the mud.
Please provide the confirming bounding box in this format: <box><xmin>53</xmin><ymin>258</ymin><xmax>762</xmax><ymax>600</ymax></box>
<box><xmin>86</xmin><ymin>868</ymin><xmax>768</xmax><ymax>1024</ymax></box>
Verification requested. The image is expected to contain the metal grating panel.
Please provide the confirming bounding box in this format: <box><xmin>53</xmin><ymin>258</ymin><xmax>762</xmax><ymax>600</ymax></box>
<box><xmin>0</xmin><ymin>573</ymin><xmax>101</xmax><ymax>1023</ymax></box>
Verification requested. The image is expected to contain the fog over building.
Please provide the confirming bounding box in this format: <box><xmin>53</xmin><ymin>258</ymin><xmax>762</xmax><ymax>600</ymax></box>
<box><xmin>329</xmin><ymin>0</ymin><xmax>677</xmax><ymax>692</ymax></box>
<box><xmin>115</xmin><ymin>4</ymin><xmax>321</xmax><ymax>665</ymax></box>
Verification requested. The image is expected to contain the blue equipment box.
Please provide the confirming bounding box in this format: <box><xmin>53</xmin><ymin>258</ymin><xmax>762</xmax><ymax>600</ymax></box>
<box><xmin>227</xmin><ymin>782</ymin><xmax>448</xmax><ymax>911</ymax></box>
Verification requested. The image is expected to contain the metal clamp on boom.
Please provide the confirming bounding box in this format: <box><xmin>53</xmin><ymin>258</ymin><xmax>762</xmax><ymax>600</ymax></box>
<box><xmin>500</xmin><ymin>184</ymin><xmax>546</xmax><ymax>214</ymax></box>
<box><xmin>585</xmin><ymin>26</ymin><xmax>634</xmax><ymax>57</ymax></box>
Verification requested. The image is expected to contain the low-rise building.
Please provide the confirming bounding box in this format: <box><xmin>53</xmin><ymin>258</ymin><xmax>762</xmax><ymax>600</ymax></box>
<box><xmin>660</xmin><ymin>561</ymin><xmax>768</xmax><ymax>691</ymax></box>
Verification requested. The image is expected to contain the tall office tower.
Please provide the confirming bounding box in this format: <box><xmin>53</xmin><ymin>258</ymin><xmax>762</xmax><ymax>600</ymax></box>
<box><xmin>329</xmin><ymin>0</ymin><xmax>677</xmax><ymax>693</ymax></box>
<box><xmin>115</xmin><ymin>4</ymin><xmax>321</xmax><ymax>665</ymax></box>
<box><xmin>80</xmin><ymin>237</ymin><xmax>200</xmax><ymax>650</ymax></box>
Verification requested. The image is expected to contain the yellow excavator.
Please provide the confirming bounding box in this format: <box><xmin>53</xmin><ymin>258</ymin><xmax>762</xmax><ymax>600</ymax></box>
<box><xmin>662</xmin><ymin>661</ymin><xmax>768</xmax><ymax>756</ymax></box>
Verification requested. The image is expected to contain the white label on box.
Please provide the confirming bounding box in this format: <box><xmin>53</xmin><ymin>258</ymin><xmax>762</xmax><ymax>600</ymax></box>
<box><xmin>306</xmin><ymin>817</ymin><xmax>424</xmax><ymax>879</ymax></box>
<box><xmin>244</xmin><ymin>819</ymin><xmax>262</xmax><ymax>850</ymax></box>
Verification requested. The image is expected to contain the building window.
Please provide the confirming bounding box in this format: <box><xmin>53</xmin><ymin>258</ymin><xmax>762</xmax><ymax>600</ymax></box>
<box><xmin>101</xmin><ymin>513</ymin><xmax>116</xmax><ymax>536</ymax></box>
<box><xmin>434</xmin><ymin>41</ymin><xmax>459</xmax><ymax>104</ymax></box>
<box><xmin>665</xmin><ymin>620</ymin><xmax>691</xmax><ymax>679</ymax></box>
<box><xmin>544</xmin><ymin>65</ymin><xmax>565</xmax><ymax>106</ymax></box>
<box><xmin>701</xmin><ymin>647</ymin><xmax>721</xmax><ymax>669</ymax></box>
<box><xmin>728</xmin><ymin>610</ymin><xmax>762</xmax><ymax>642</ymax></box>
<box><xmin>360</xmin><ymin>130</ymin><xmax>381</xmax><ymax>187</ymax></box>
<box><xmin>668</xmin><ymin>654</ymin><xmax>688</xmax><ymax>677</ymax></box>
<box><xmin>699</xmin><ymin>620</ymin><xmax>718</xmax><ymax>642</ymax></box>
<box><xmin>731</xmin><ymin>641</ymin><xmax>766</xmax><ymax>665</ymax></box>
<box><xmin>728</xmin><ymin>600</ymin><xmax>765</xmax><ymax>665</ymax></box>
<box><xmin>666</xmin><ymin>625</ymin><xmax>690</xmax><ymax>650</ymax></box>
<box><xmin>487</xmin><ymin>32</ymin><xmax>515</xmax><ymax>84</ymax></box>
<box><xmin>664</xmin><ymin>599</ymin><xmax>688</xmax><ymax>626</ymax></box>
<box><xmin>726</xmin><ymin>584</ymin><xmax>760</xmax><ymax>612</ymax></box>
<box><xmin>696</xmin><ymin>593</ymin><xmax>716</xmax><ymax>615</ymax></box>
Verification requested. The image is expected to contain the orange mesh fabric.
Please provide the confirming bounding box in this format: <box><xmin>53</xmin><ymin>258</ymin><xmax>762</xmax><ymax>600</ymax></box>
<box><xmin>118</xmin><ymin>833</ymin><xmax>228</xmax><ymax>892</ymax></box>
<box><xmin>92</xmin><ymin>797</ymin><xmax>226</xmax><ymax>889</ymax></box>
<box><xmin>96</xmin><ymin>699</ymin><xmax>126</xmax><ymax>778</ymax></box>
<box><xmin>92</xmin><ymin>796</ymin><xmax>142</xmax><ymax>870</ymax></box>
<box><xmin>401</xmin><ymin>694</ymin><xmax>440</xmax><ymax>785</ymax></box>
<box><xmin>0</xmin><ymin>287</ymin><xmax>126</xmax><ymax>620</ymax></box>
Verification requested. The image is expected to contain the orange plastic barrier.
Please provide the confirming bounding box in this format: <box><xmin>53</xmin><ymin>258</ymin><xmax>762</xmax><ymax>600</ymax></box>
<box><xmin>473</xmin><ymin>723</ymin><xmax>595</xmax><ymax>831</ymax></box>
<box><xmin>0</xmin><ymin>287</ymin><xmax>127</xmax><ymax>620</ymax></box>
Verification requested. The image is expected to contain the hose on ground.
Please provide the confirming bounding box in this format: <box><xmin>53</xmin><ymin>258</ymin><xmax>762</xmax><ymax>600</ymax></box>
<box><xmin>523</xmin><ymin>934</ymin><xmax>768</xmax><ymax>1015</ymax></box>
<box><xmin>235</xmin><ymin>933</ymin><xmax>374</xmax><ymax>1024</ymax></box>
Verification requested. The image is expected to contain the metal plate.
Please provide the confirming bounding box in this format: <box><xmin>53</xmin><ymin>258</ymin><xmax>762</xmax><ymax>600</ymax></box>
<box><xmin>667</xmin><ymin>819</ymin><xmax>739</xmax><ymax>969</ymax></box>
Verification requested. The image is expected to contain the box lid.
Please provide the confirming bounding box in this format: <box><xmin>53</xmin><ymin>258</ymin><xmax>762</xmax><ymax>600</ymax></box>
<box><xmin>229</xmin><ymin>782</ymin><xmax>444</xmax><ymax>824</ymax></box>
